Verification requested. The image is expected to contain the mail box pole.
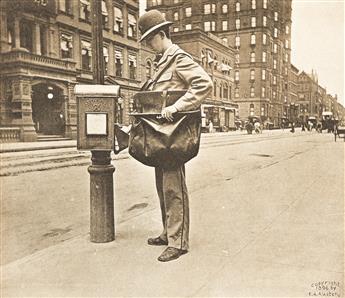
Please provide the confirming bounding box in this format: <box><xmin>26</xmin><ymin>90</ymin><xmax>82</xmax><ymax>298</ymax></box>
<box><xmin>88</xmin><ymin>0</ymin><xmax>114</xmax><ymax>243</ymax></box>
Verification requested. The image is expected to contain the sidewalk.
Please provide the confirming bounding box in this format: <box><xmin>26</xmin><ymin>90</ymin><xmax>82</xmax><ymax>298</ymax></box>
<box><xmin>0</xmin><ymin>128</ymin><xmax>299</xmax><ymax>153</ymax></box>
<box><xmin>0</xmin><ymin>140</ymin><xmax>77</xmax><ymax>153</ymax></box>
<box><xmin>1</xmin><ymin>134</ymin><xmax>343</xmax><ymax>297</ymax></box>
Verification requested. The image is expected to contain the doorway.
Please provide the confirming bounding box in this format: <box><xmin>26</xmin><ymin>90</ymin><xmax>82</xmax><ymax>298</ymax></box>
<box><xmin>32</xmin><ymin>83</ymin><xmax>65</xmax><ymax>135</ymax></box>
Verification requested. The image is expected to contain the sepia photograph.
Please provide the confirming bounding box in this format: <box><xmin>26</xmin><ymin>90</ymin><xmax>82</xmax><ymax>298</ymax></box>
<box><xmin>0</xmin><ymin>0</ymin><xmax>344</xmax><ymax>297</ymax></box>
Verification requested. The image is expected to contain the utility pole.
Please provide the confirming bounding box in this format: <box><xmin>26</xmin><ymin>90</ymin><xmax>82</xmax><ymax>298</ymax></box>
<box><xmin>88</xmin><ymin>0</ymin><xmax>115</xmax><ymax>243</ymax></box>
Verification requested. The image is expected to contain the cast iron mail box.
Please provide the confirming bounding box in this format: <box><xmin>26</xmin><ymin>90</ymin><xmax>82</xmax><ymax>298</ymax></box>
<box><xmin>75</xmin><ymin>85</ymin><xmax>120</xmax><ymax>150</ymax></box>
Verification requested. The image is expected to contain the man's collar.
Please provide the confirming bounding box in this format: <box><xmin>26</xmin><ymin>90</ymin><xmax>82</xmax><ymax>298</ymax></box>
<box><xmin>157</xmin><ymin>44</ymin><xmax>179</xmax><ymax>66</ymax></box>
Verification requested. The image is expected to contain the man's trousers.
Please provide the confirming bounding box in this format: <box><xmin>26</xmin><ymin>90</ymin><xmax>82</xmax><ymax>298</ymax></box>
<box><xmin>155</xmin><ymin>164</ymin><xmax>189</xmax><ymax>251</ymax></box>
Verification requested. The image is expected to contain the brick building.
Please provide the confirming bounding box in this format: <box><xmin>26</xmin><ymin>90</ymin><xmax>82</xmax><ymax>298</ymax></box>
<box><xmin>287</xmin><ymin>63</ymin><xmax>299</xmax><ymax>123</ymax></box>
<box><xmin>0</xmin><ymin>0</ymin><xmax>140</xmax><ymax>142</ymax></box>
<box><xmin>147</xmin><ymin>0</ymin><xmax>292</xmax><ymax>127</ymax></box>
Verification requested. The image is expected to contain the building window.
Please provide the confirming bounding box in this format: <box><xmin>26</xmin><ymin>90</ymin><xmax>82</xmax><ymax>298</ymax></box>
<box><xmin>262</xmin><ymin>51</ymin><xmax>267</xmax><ymax>62</ymax></box>
<box><xmin>273</xmin><ymin>91</ymin><xmax>276</xmax><ymax>99</ymax></box>
<box><xmin>102</xmin><ymin>46</ymin><xmax>109</xmax><ymax>73</ymax></box>
<box><xmin>284</xmin><ymin>67</ymin><xmax>288</xmax><ymax>76</ymax></box>
<box><xmin>286</xmin><ymin>25</ymin><xmax>290</xmax><ymax>34</ymax></box>
<box><xmin>174</xmin><ymin>12</ymin><xmax>179</xmax><ymax>20</ymax></box>
<box><xmin>186</xmin><ymin>24</ymin><xmax>192</xmax><ymax>30</ymax></box>
<box><xmin>235</xmin><ymin>2</ymin><xmax>240</xmax><ymax>12</ymax></box>
<box><xmin>80</xmin><ymin>0</ymin><xmax>91</xmax><ymax>22</ymax></box>
<box><xmin>263</xmin><ymin>33</ymin><xmax>267</xmax><ymax>45</ymax></box>
<box><xmin>115</xmin><ymin>49</ymin><xmax>123</xmax><ymax>77</ymax></box>
<box><xmin>250</xmin><ymin>34</ymin><xmax>256</xmax><ymax>45</ymax></box>
<box><xmin>285</xmin><ymin>53</ymin><xmax>289</xmax><ymax>62</ymax></box>
<box><xmin>251</xmin><ymin>17</ymin><xmax>256</xmax><ymax>28</ymax></box>
<box><xmin>204</xmin><ymin>4</ymin><xmax>215</xmax><ymax>14</ymax></box>
<box><xmin>185</xmin><ymin>7</ymin><xmax>192</xmax><ymax>17</ymax></box>
<box><xmin>204</xmin><ymin>21</ymin><xmax>216</xmax><ymax>32</ymax></box>
<box><xmin>250</xmin><ymin>52</ymin><xmax>256</xmax><ymax>63</ymax></box>
<box><xmin>273</xmin><ymin>59</ymin><xmax>277</xmax><ymax>69</ymax></box>
<box><xmin>235</xmin><ymin>88</ymin><xmax>239</xmax><ymax>98</ymax></box>
<box><xmin>59</xmin><ymin>0</ymin><xmax>72</xmax><ymax>14</ymax></box>
<box><xmin>263</xmin><ymin>0</ymin><xmax>268</xmax><ymax>9</ymax></box>
<box><xmin>173</xmin><ymin>27</ymin><xmax>179</xmax><ymax>32</ymax></box>
<box><xmin>60</xmin><ymin>33</ymin><xmax>73</xmax><ymax>59</ymax></box>
<box><xmin>262</xmin><ymin>87</ymin><xmax>266</xmax><ymax>97</ymax></box>
<box><xmin>146</xmin><ymin>60</ymin><xmax>152</xmax><ymax>79</ymax></box>
<box><xmin>285</xmin><ymin>40</ymin><xmax>289</xmax><ymax>49</ymax></box>
<box><xmin>250</xmin><ymin>69</ymin><xmax>255</xmax><ymax>81</ymax></box>
<box><xmin>235</xmin><ymin>70</ymin><xmax>240</xmax><ymax>82</ymax></box>
<box><xmin>128</xmin><ymin>53</ymin><xmax>137</xmax><ymax>79</ymax></box>
<box><xmin>250</xmin><ymin>103</ymin><xmax>254</xmax><ymax>115</ymax></box>
<box><xmin>81</xmin><ymin>40</ymin><xmax>92</xmax><ymax>70</ymax></box>
<box><xmin>263</xmin><ymin>16</ymin><xmax>267</xmax><ymax>27</ymax></box>
<box><xmin>273</xmin><ymin>43</ymin><xmax>278</xmax><ymax>53</ymax></box>
<box><xmin>235</xmin><ymin>18</ymin><xmax>240</xmax><ymax>29</ymax></box>
<box><xmin>224</xmin><ymin>84</ymin><xmax>229</xmax><ymax>99</ymax></box>
<box><xmin>235</xmin><ymin>53</ymin><xmax>240</xmax><ymax>64</ymax></box>
<box><xmin>273</xmin><ymin>75</ymin><xmax>277</xmax><ymax>85</ymax></box>
<box><xmin>250</xmin><ymin>87</ymin><xmax>255</xmax><ymax>98</ymax></box>
<box><xmin>114</xmin><ymin>7</ymin><xmax>123</xmax><ymax>34</ymax></box>
<box><xmin>222</xmin><ymin>20</ymin><xmax>228</xmax><ymax>31</ymax></box>
<box><xmin>128</xmin><ymin>13</ymin><xmax>137</xmax><ymax>38</ymax></box>
<box><xmin>222</xmin><ymin>4</ymin><xmax>228</xmax><ymax>13</ymax></box>
<box><xmin>251</xmin><ymin>0</ymin><xmax>256</xmax><ymax>9</ymax></box>
<box><xmin>274</xmin><ymin>11</ymin><xmax>278</xmax><ymax>21</ymax></box>
<box><xmin>262</xmin><ymin>69</ymin><xmax>266</xmax><ymax>80</ymax></box>
<box><xmin>235</xmin><ymin>36</ymin><xmax>240</xmax><ymax>47</ymax></box>
<box><xmin>274</xmin><ymin>28</ymin><xmax>278</xmax><ymax>38</ymax></box>
<box><xmin>101</xmin><ymin>0</ymin><xmax>108</xmax><ymax>28</ymax></box>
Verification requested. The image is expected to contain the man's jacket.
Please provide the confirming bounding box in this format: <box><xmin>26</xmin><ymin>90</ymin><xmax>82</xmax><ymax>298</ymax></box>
<box><xmin>146</xmin><ymin>44</ymin><xmax>213</xmax><ymax>112</ymax></box>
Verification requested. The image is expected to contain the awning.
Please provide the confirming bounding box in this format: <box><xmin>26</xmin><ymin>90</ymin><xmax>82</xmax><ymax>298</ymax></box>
<box><xmin>114</xmin><ymin>7</ymin><xmax>123</xmax><ymax>20</ymax></box>
<box><xmin>115</xmin><ymin>50</ymin><xmax>123</xmax><ymax>64</ymax></box>
<box><xmin>128</xmin><ymin>55</ymin><xmax>137</xmax><ymax>67</ymax></box>
<box><xmin>128</xmin><ymin>14</ymin><xmax>137</xmax><ymax>26</ymax></box>
<box><xmin>101</xmin><ymin>0</ymin><xmax>108</xmax><ymax>15</ymax></box>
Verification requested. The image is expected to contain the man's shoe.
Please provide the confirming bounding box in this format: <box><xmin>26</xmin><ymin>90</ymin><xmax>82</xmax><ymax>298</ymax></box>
<box><xmin>147</xmin><ymin>236</ymin><xmax>168</xmax><ymax>246</ymax></box>
<box><xmin>157</xmin><ymin>247</ymin><xmax>188</xmax><ymax>262</ymax></box>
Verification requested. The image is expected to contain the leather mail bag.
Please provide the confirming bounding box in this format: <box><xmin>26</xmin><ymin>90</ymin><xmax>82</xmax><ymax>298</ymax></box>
<box><xmin>128</xmin><ymin>90</ymin><xmax>202</xmax><ymax>169</ymax></box>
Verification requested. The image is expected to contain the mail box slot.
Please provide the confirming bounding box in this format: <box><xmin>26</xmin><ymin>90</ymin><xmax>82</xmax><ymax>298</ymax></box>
<box><xmin>75</xmin><ymin>85</ymin><xmax>120</xmax><ymax>150</ymax></box>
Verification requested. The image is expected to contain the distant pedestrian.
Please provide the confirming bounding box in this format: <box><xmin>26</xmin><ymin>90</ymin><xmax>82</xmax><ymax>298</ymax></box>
<box><xmin>290</xmin><ymin>122</ymin><xmax>295</xmax><ymax>133</ymax></box>
<box><xmin>301</xmin><ymin>123</ymin><xmax>305</xmax><ymax>131</ymax></box>
<box><xmin>208</xmin><ymin>120</ymin><xmax>214</xmax><ymax>133</ymax></box>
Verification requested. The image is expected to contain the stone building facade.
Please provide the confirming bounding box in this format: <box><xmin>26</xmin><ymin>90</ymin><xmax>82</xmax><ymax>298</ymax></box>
<box><xmin>0</xmin><ymin>0</ymin><xmax>140</xmax><ymax>142</ymax></box>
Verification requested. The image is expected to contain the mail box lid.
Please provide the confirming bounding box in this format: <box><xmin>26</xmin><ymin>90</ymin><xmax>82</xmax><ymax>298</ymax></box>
<box><xmin>75</xmin><ymin>85</ymin><xmax>120</xmax><ymax>97</ymax></box>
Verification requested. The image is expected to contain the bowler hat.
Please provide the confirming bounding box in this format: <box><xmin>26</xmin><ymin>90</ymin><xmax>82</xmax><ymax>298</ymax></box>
<box><xmin>138</xmin><ymin>9</ymin><xmax>173</xmax><ymax>42</ymax></box>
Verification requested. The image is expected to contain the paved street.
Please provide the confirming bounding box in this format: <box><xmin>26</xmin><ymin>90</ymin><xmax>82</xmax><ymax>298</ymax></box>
<box><xmin>1</xmin><ymin>130</ymin><xmax>344</xmax><ymax>297</ymax></box>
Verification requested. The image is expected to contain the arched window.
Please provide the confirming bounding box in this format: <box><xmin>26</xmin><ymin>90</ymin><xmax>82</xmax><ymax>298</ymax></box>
<box><xmin>224</xmin><ymin>83</ymin><xmax>229</xmax><ymax>99</ymax></box>
<box><xmin>214</xmin><ymin>55</ymin><xmax>218</xmax><ymax>70</ymax></box>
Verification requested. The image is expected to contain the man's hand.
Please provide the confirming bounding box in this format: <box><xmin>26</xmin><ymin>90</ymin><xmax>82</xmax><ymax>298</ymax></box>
<box><xmin>161</xmin><ymin>105</ymin><xmax>178</xmax><ymax>121</ymax></box>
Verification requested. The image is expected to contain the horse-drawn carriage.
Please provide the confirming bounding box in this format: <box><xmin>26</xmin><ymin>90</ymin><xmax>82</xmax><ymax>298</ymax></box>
<box><xmin>334</xmin><ymin>124</ymin><xmax>345</xmax><ymax>142</ymax></box>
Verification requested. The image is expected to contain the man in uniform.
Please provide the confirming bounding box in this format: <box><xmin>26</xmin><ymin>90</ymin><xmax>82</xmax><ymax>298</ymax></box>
<box><xmin>138</xmin><ymin>10</ymin><xmax>213</xmax><ymax>262</ymax></box>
